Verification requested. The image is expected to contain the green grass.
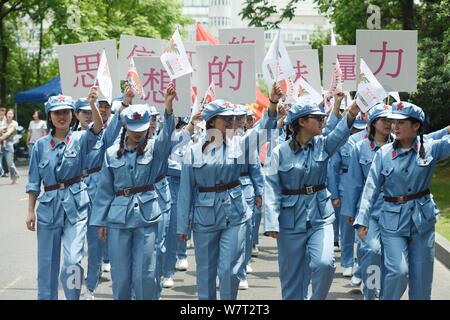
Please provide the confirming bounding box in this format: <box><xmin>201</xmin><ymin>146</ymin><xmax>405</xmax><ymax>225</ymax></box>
<box><xmin>432</xmin><ymin>159</ymin><xmax>450</xmax><ymax>241</ymax></box>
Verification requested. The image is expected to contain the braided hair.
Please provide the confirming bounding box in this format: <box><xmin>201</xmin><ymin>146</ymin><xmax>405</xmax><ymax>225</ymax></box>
<box><xmin>136</xmin><ymin>130</ymin><xmax>150</xmax><ymax>156</ymax></box>
<box><xmin>285</xmin><ymin>118</ymin><xmax>302</xmax><ymax>141</ymax></box>
<box><xmin>116</xmin><ymin>125</ymin><xmax>127</xmax><ymax>158</ymax></box>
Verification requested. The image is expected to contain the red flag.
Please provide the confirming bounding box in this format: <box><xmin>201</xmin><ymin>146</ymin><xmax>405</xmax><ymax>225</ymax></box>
<box><xmin>195</xmin><ymin>23</ymin><xmax>219</xmax><ymax>45</ymax></box>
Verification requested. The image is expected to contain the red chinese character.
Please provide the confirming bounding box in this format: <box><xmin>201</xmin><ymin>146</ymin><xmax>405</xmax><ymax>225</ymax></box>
<box><xmin>186</xmin><ymin>50</ymin><xmax>195</xmax><ymax>65</ymax></box>
<box><xmin>336</xmin><ymin>54</ymin><xmax>356</xmax><ymax>80</ymax></box>
<box><xmin>142</xmin><ymin>68</ymin><xmax>178</xmax><ymax>103</ymax></box>
<box><xmin>73</xmin><ymin>53</ymin><xmax>100</xmax><ymax>88</ymax></box>
<box><xmin>293</xmin><ymin>60</ymin><xmax>308</xmax><ymax>82</ymax></box>
<box><xmin>228</xmin><ymin>36</ymin><xmax>255</xmax><ymax>45</ymax></box>
<box><xmin>208</xmin><ymin>55</ymin><xmax>243</xmax><ymax>91</ymax></box>
<box><xmin>369</xmin><ymin>41</ymin><xmax>404</xmax><ymax>78</ymax></box>
<box><xmin>127</xmin><ymin>45</ymin><xmax>156</xmax><ymax>59</ymax></box>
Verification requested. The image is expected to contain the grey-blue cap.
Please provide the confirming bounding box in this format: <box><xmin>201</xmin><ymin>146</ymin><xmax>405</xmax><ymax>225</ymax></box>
<box><xmin>388</xmin><ymin>101</ymin><xmax>425</xmax><ymax>123</ymax></box>
<box><xmin>74</xmin><ymin>98</ymin><xmax>91</xmax><ymax>113</ymax></box>
<box><xmin>201</xmin><ymin>99</ymin><xmax>236</xmax><ymax>123</ymax></box>
<box><xmin>284</xmin><ymin>103</ymin><xmax>327</xmax><ymax>126</ymax></box>
<box><xmin>121</xmin><ymin>104</ymin><xmax>151</xmax><ymax>132</ymax></box>
<box><xmin>367</xmin><ymin>103</ymin><xmax>391</xmax><ymax>124</ymax></box>
<box><xmin>45</xmin><ymin>95</ymin><xmax>74</xmax><ymax>114</ymax></box>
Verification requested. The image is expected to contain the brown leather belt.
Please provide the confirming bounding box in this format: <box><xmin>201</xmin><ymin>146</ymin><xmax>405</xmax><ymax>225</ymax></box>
<box><xmin>282</xmin><ymin>184</ymin><xmax>327</xmax><ymax>196</ymax></box>
<box><xmin>198</xmin><ymin>180</ymin><xmax>240</xmax><ymax>193</ymax></box>
<box><xmin>155</xmin><ymin>174</ymin><xmax>166</xmax><ymax>184</ymax></box>
<box><xmin>82</xmin><ymin>166</ymin><xmax>101</xmax><ymax>177</ymax></box>
<box><xmin>240</xmin><ymin>172</ymin><xmax>249</xmax><ymax>177</ymax></box>
<box><xmin>383</xmin><ymin>189</ymin><xmax>430</xmax><ymax>204</ymax></box>
<box><xmin>115</xmin><ymin>184</ymin><xmax>155</xmax><ymax>196</ymax></box>
<box><xmin>44</xmin><ymin>176</ymin><xmax>83</xmax><ymax>192</ymax></box>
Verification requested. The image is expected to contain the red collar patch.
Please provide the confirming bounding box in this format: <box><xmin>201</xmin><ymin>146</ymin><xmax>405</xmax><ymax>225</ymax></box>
<box><xmin>370</xmin><ymin>141</ymin><xmax>375</xmax><ymax>150</ymax></box>
<box><xmin>392</xmin><ymin>149</ymin><xmax>397</xmax><ymax>158</ymax></box>
<box><xmin>50</xmin><ymin>139</ymin><xmax>56</xmax><ymax>148</ymax></box>
<box><xmin>65</xmin><ymin>136</ymin><xmax>70</xmax><ymax>145</ymax></box>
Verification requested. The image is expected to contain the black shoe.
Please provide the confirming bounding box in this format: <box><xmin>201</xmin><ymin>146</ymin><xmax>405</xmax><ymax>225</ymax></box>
<box><xmin>334</xmin><ymin>241</ymin><xmax>339</xmax><ymax>248</ymax></box>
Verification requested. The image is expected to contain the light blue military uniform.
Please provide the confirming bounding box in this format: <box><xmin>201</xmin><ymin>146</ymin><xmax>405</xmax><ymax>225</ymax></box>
<box><xmin>90</xmin><ymin>105</ymin><xmax>175</xmax><ymax>300</ymax></box>
<box><xmin>328</xmin><ymin>114</ymin><xmax>367</xmax><ymax>271</ymax></box>
<box><xmin>177</xmin><ymin>100</ymin><xmax>277</xmax><ymax>300</ymax></box>
<box><xmin>162</xmin><ymin>124</ymin><xmax>192</xmax><ymax>281</ymax></box>
<box><xmin>233</xmin><ymin>105</ymin><xmax>265</xmax><ymax>284</ymax></box>
<box><xmin>341</xmin><ymin>104</ymin><xmax>392</xmax><ymax>299</ymax></box>
<box><xmin>26</xmin><ymin>95</ymin><xmax>101</xmax><ymax>300</ymax></box>
<box><xmin>264</xmin><ymin>103</ymin><xmax>355</xmax><ymax>300</ymax></box>
<box><xmin>355</xmin><ymin>102</ymin><xmax>450</xmax><ymax>300</ymax></box>
<box><xmin>74</xmin><ymin>98</ymin><xmax>122</xmax><ymax>294</ymax></box>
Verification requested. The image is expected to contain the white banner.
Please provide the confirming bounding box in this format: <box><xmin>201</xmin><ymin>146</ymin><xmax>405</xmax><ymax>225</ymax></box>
<box><xmin>96</xmin><ymin>50</ymin><xmax>113</xmax><ymax>103</ymax></box>
<box><xmin>288</xmin><ymin>49</ymin><xmax>321</xmax><ymax>95</ymax></box>
<box><xmin>184</xmin><ymin>41</ymin><xmax>209</xmax><ymax>87</ymax></box>
<box><xmin>323</xmin><ymin>45</ymin><xmax>357</xmax><ymax>91</ymax></box>
<box><xmin>356</xmin><ymin>30</ymin><xmax>417</xmax><ymax>92</ymax></box>
<box><xmin>118</xmin><ymin>35</ymin><xmax>166</xmax><ymax>81</ymax></box>
<box><xmin>56</xmin><ymin>40</ymin><xmax>120</xmax><ymax>100</ymax></box>
<box><xmin>219</xmin><ymin>27</ymin><xmax>265</xmax><ymax>74</ymax></box>
<box><xmin>356</xmin><ymin>59</ymin><xmax>388</xmax><ymax>113</ymax></box>
<box><xmin>262</xmin><ymin>31</ymin><xmax>294</xmax><ymax>86</ymax></box>
<box><xmin>133</xmin><ymin>57</ymin><xmax>191</xmax><ymax>117</ymax></box>
<box><xmin>196</xmin><ymin>44</ymin><xmax>255</xmax><ymax>104</ymax></box>
<box><xmin>160</xmin><ymin>29</ymin><xmax>193</xmax><ymax>80</ymax></box>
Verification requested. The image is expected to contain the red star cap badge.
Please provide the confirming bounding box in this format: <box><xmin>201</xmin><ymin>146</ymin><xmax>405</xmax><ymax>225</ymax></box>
<box><xmin>397</xmin><ymin>102</ymin><xmax>404</xmax><ymax>111</ymax></box>
<box><xmin>57</xmin><ymin>95</ymin><xmax>66</xmax><ymax>102</ymax></box>
<box><xmin>133</xmin><ymin>112</ymin><xmax>142</xmax><ymax>120</ymax></box>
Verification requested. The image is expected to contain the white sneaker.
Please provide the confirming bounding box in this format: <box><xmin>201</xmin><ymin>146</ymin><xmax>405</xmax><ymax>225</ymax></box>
<box><xmin>162</xmin><ymin>277</ymin><xmax>174</xmax><ymax>288</ymax></box>
<box><xmin>246</xmin><ymin>264</ymin><xmax>253</xmax><ymax>274</ymax></box>
<box><xmin>251</xmin><ymin>245</ymin><xmax>259</xmax><ymax>257</ymax></box>
<box><xmin>239</xmin><ymin>280</ymin><xmax>249</xmax><ymax>290</ymax></box>
<box><xmin>351</xmin><ymin>275</ymin><xmax>362</xmax><ymax>287</ymax></box>
<box><xmin>342</xmin><ymin>267</ymin><xmax>353</xmax><ymax>277</ymax></box>
<box><xmin>84</xmin><ymin>289</ymin><xmax>95</xmax><ymax>300</ymax></box>
<box><xmin>102</xmin><ymin>262</ymin><xmax>111</xmax><ymax>273</ymax></box>
<box><xmin>186</xmin><ymin>240</ymin><xmax>194</xmax><ymax>249</ymax></box>
<box><xmin>175</xmin><ymin>258</ymin><xmax>188</xmax><ymax>271</ymax></box>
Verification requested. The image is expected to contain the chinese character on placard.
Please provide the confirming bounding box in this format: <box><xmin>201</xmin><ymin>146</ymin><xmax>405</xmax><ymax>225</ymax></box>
<box><xmin>293</xmin><ymin>60</ymin><xmax>308</xmax><ymax>82</ymax></box>
<box><xmin>142</xmin><ymin>68</ymin><xmax>178</xmax><ymax>103</ymax></box>
<box><xmin>228</xmin><ymin>36</ymin><xmax>255</xmax><ymax>45</ymax></box>
<box><xmin>336</xmin><ymin>54</ymin><xmax>356</xmax><ymax>80</ymax></box>
<box><xmin>208</xmin><ymin>55</ymin><xmax>243</xmax><ymax>91</ymax></box>
<box><xmin>73</xmin><ymin>53</ymin><xmax>100</xmax><ymax>88</ymax></box>
<box><xmin>127</xmin><ymin>45</ymin><xmax>156</xmax><ymax>59</ymax></box>
<box><xmin>369</xmin><ymin>41</ymin><xmax>404</xmax><ymax>78</ymax></box>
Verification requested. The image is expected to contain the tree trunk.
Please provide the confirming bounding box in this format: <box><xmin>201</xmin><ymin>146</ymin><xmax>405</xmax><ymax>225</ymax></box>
<box><xmin>401</xmin><ymin>0</ymin><xmax>415</xmax><ymax>30</ymax></box>
<box><xmin>0</xmin><ymin>15</ymin><xmax>8</xmax><ymax>107</ymax></box>
<box><xmin>36</xmin><ymin>12</ymin><xmax>43</xmax><ymax>81</ymax></box>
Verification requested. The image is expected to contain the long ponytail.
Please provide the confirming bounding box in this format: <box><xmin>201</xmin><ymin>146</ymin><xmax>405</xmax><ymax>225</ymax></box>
<box><xmin>116</xmin><ymin>125</ymin><xmax>127</xmax><ymax>159</ymax></box>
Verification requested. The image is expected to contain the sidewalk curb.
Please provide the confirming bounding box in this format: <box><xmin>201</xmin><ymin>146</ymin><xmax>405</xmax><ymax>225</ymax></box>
<box><xmin>436</xmin><ymin>233</ymin><xmax>450</xmax><ymax>270</ymax></box>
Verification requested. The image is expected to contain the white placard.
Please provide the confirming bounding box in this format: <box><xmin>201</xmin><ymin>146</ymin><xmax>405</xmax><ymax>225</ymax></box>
<box><xmin>219</xmin><ymin>27</ymin><xmax>265</xmax><ymax>73</ymax></box>
<box><xmin>288</xmin><ymin>49</ymin><xmax>321</xmax><ymax>94</ymax></box>
<box><xmin>323</xmin><ymin>45</ymin><xmax>357</xmax><ymax>91</ymax></box>
<box><xmin>134</xmin><ymin>57</ymin><xmax>191</xmax><ymax>117</ymax></box>
<box><xmin>56</xmin><ymin>40</ymin><xmax>120</xmax><ymax>100</ymax></box>
<box><xmin>196</xmin><ymin>44</ymin><xmax>256</xmax><ymax>104</ymax></box>
<box><xmin>356</xmin><ymin>30</ymin><xmax>417</xmax><ymax>92</ymax></box>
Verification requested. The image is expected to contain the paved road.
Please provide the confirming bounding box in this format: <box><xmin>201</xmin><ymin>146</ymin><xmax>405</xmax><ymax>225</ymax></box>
<box><xmin>1</xmin><ymin>167</ymin><xmax>449</xmax><ymax>300</ymax></box>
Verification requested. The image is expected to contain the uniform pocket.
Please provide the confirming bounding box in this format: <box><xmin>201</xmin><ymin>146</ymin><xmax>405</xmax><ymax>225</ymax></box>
<box><xmin>138</xmin><ymin>191</ymin><xmax>160</xmax><ymax>222</ymax></box>
<box><xmin>380</xmin><ymin>202</ymin><xmax>401</xmax><ymax>231</ymax></box>
<box><xmin>37</xmin><ymin>193</ymin><xmax>55</xmax><ymax>225</ymax></box>
<box><xmin>417</xmin><ymin>196</ymin><xmax>437</xmax><ymax>221</ymax></box>
<box><xmin>279</xmin><ymin>196</ymin><xmax>296</xmax><ymax>228</ymax></box>
<box><xmin>194</xmin><ymin>192</ymin><xmax>215</xmax><ymax>226</ymax></box>
<box><xmin>108</xmin><ymin>197</ymin><xmax>130</xmax><ymax>224</ymax></box>
<box><xmin>69</xmin><ymin>183</ymin><xmax>89</xmax><ymax>210</ymax></box>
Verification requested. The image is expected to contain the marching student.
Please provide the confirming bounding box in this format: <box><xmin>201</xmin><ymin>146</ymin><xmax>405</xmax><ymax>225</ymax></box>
<box><xmin>176</xmin><ymin>83</ymin><xmax>280</xmax><ymax>300</ymax></box>
<box><xmin>74</xmin><ymin>90</ymin><xmax>131</xmax><ymax>299</ymax></box>
<box><xmin>355</xmin><ymin>102</ymin><xmax>450</xmax><ymax>300</ymax></box>
<box><xmin>341</xmin><ymin>103</ymin><xmax>394</xmax><ymax>299</ymax></box>
<box><xmin>25</xmin><ymin>89</ymin><xmax>103</xmax><ymax>300</ymax></box>
<box><xmin>89</xmin><ymin>83</ymin><xmax>176</xmax><ymax>300</ymax></box>
<box><xmin>264</xmin><ymin>97</ymin><xmax>361</xmax><ymax>300</ymax></box>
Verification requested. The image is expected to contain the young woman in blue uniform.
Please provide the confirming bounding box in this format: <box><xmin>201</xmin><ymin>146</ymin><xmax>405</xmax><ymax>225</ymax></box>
<box><xmin>177</xmin><ymin>84</ymin><xmax>280</xmax><ymax>300</ymax></box>
<box><xmin>355</xmin><ymin>102</ymin><xmax>450</xmax><ymax>300</ymax></box>
<box><xmin>25</xmin><ymin>88</ymin><xmax>103</xmax><ymax>300</ymax></box>
<box><xmin>264</xmin><ymin>98</ymin><xmax>361</xmax><ymax>300</ymax></box>
<box><xmin>89</xmin><ymin>84</ymin><xmax>176</xmax><ymax>300</ymax></box>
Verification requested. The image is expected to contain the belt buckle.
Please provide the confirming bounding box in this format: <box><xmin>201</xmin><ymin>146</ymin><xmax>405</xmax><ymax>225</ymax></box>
<box><xmin>59</xmin><ymin>183</ymin><xmax>65</xmax><ymax>190</ymax></box>
<box><xmin>123</xmin><ymin>188</ymin><xmax>132</xmax><ymax>196</ymax></box>
<box><xmin>397</xmin><ymin>195</ymin><xmax>406</xmax><ymax>204</ymax></box>
<box><xmin>305</xmin><ymin>186</ymin><xmax>314</xmax><ymax>195</ymax></box>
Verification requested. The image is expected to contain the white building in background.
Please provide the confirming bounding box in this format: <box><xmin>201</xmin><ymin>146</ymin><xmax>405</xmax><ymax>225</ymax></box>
<box><xmin>180</xmin><ymin>0</ymin><xmax>330</xmax><ymax>45</ymax></box>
